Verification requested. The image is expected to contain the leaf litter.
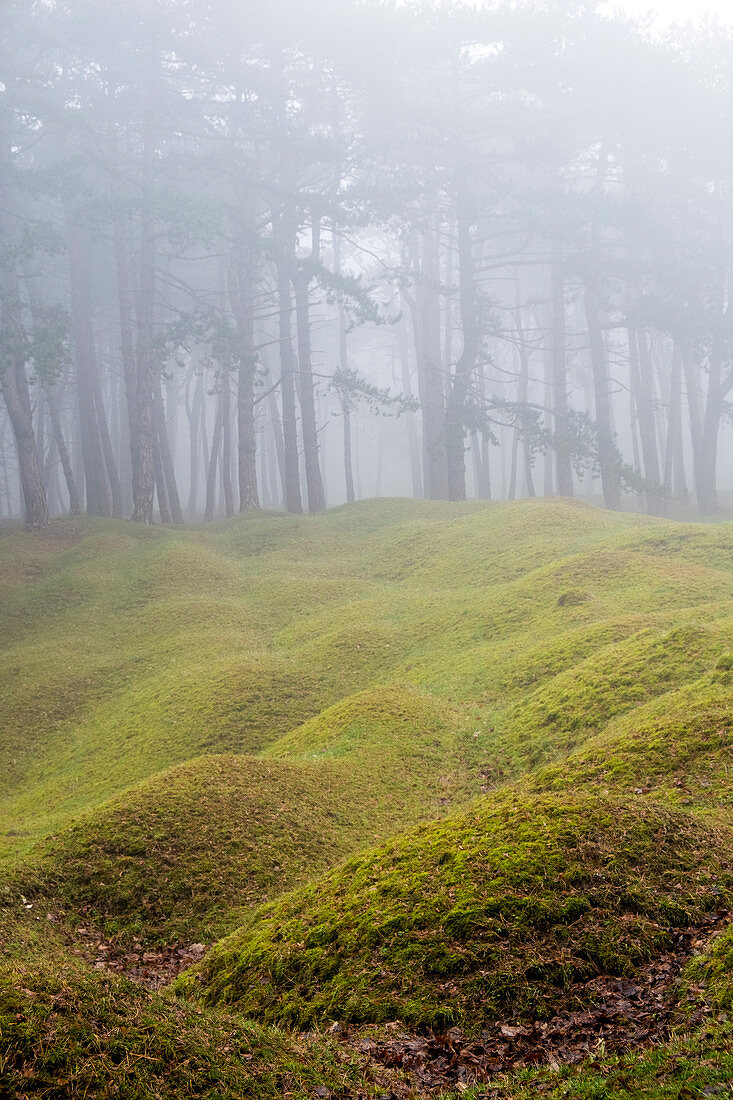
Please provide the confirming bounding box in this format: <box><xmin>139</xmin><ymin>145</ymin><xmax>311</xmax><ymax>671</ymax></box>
<box><xmin>333</xmin><ymin>908</ymin><xmax>731</xmax><ymax>1095</ymax></box>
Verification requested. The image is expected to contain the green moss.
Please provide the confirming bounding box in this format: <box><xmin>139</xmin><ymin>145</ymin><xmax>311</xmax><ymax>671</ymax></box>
<box><xmin>17</xmin><ymin>755</ymin><xmax>364</xmax><ymax>945</ymax></box>
<box><xmin>494</xmin><ymin>624</ymin><xmax>723</xmax><ymax>772</ymax></box>
<box><xmin>532</xmin><ymin>678</ymin><xmax>733</xmax><ymax>809</ymax></box>
<box><xmin>187</xmin><ymin>790</ymin><xmax>731</xmax><ymax>1030</ymax></box>
<box><xmin>6</xmin><ymin>498</ymin><xmax>733</xmax><ymax>1091</ymax></box>
<box><xmin>0</xmin><ymin>952</ymin><xmax>372</xmax><ymax>1099</ymax></box>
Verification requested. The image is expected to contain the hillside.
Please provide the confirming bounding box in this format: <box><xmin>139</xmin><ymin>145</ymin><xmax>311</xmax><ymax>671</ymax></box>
<box><xmin>3</xmin><ymin>497</ymin><xmax>733</xmax><ymax>1097</ymax></box>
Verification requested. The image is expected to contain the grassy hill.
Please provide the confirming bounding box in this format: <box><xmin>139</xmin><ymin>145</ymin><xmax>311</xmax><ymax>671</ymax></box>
<box><xmin>4</xmin><ymin>497</ymin><xmax>733</xmax><ymax>1097</ymax></box>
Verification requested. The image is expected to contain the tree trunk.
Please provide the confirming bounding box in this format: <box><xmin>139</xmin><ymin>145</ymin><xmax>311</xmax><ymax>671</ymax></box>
<box><xmin>515</xmin><ymin>300</ymin><xmax>536</xmax><ymax>498</ymax></box>
<box><xmin>342</xmin><ymin>396</ymin><xmax>355</xmax><ymax>504</ymax></box>
<box><xmin>1</xmin><ymin>355</ymin><xmax>49</xmax><ymax>529</ymax></box>
<box><xmin>629</xmin><ymin>328</ymin><xmax>664</xmax><ymax>514</ymax></box>
<box><xmin>205</xmin><ymin>390</ymin><xmax>223</xmax><ymax>522</ymax></box>
<box><xmin>46</xmin><ymin>382</ymin><xmax>81</xmax><ymax>514</ymax></box>
<box><xmin>273</xmin><ymin>215</ymin><xmax>302</xmax><ymax>514</ymax></box>
<box><xmin>228</xmin><ymin>243</ymin><xmax>260</xmax><ymax>512</ymax></box>
<box><xmin>68</xmin><ymin>222</ymin><xmax>110</xmax><ymax>517</ymax></box>
<box><xmin>220</xmin><ymin>371</ymin><xmax>234</xmax><ymax>518</ymax></box>
<box><xmin>413</xmin><ymin>226</ymin><xmax>448</xmax><ymax>499</ymax></box>
<box><xmin>397</xmin><ymin>317</ymin><xmax>423</xmax><ymax>498</ymax></box>
<box><xmin>550</xmin><ymin>255</ymin><xmax>573</xmax><ymax>497</ymax></box>
<box><xmin>154</xmin><ymin>380</ymin><xmax>184</xmax><ymax>524</ymax></box>
<box><xmin>293</xmin><ymin>267</ymin><xmax>326</xmax><ymax>512</ymax></box>
<box><xmin>445</xmin><ymin>207</ymin><xmax>477</xmax><ymax>501</ymax></box>
<box><xmin>91</xmin><ymin>364</ymin><xmax>124</xmax><ymax>517</ymax></box>
<box><xmin>584</xmin><ymin>281</ymin><xmax>621</xmax><ymax>510</ymax></box>
<box><xmin>185</xmin><ymin>366</ymin><xmax>203</xmax><ymax>518</ymax></box>
<box><xmin>153</xmin><ymin>428</ymin><xmax>171</xmax><ymax>524</ymax></box>
<box><xmin>665</xmin><ymin>342</ymin><xmax>688</xmax><ymax>500</ymax></box>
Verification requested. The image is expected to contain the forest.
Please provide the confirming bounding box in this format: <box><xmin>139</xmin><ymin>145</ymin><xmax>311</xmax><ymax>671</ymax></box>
<box><xmin>7</xmin><ymin>2</ymin><xmax>733</xmax><ymax>1099</ymax></box>
<box><xmin>4</xmin><ymin>0</ymin><xmax>733</xmax><ymax>528</ymax></box>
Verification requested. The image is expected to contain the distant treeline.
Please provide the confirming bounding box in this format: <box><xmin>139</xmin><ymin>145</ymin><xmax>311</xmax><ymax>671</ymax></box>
<box><xmin>2</xmin><ymin>0</ymin><xmax>733</xmax><ymax>528</ymax></box>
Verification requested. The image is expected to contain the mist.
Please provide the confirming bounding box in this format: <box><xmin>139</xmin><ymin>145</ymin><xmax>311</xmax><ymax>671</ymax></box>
<box><xmin>3</xmin><ymin>0</ymin><xmax>733</xmax><ymax>527</ymax></box>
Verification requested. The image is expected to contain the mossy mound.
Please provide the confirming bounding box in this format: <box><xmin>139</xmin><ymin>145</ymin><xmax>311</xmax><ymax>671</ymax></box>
<box><xmin>14</xmin><ymin>686</ymin><xmax>463</xmax><ymax>948</ymax></box>
<box><xmin>493</xmin><ymin>624</ymin><xmax>723</xmax><ymax>773</ymax></box>
<box><xmin>370</xmin><ymin>498</ymin><xmax>647</xmax><ymax>587</ymax></box>
<box><xmin>185</xmin><ymin>790</ymin><xmax>731</xmax><ymax>1031</ymax></box>
<box><xmin>532</xmin><ymin>677</ymin><xmax>733</xmax><ymax>809</ymax></box>
<box><xmin>0</xmin><ymin>947</ymin><xmax>369</xmax><ymax>1099</ymax></box>
<box><xmin>16</xmin><ymin>754</ymin><xmax>365</xmax><ymax>945</ymax></box>
<box><xmin>266</xmin><ymin>684</ymin><xmax>453</xmax><ymax>774</ymax></box>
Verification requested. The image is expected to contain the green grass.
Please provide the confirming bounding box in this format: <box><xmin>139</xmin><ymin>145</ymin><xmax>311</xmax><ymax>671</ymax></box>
<box><xmin>185</xmin><ymin>789</ymin><xmax>731</xmax><ymax>1031</ymax></box>
<box><xmin>5</xmin><ymin>498</ymin><xmax>733</xmax><ymax>1095</ymax></box>
<box><xmin>0</xmin><ymin>909</ymin><xmax>375</xmax><ymax>1099</ymax></box>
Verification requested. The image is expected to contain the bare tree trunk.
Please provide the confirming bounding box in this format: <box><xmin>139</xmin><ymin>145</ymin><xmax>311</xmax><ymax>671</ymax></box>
<box><xmin>342</xmin><ymin>397</ymin><xmax>355</xmax><ymax>504</ymax></box>
<box><xmin>273</xmin><ymin>214</ymin><xmax>302</xmax><ymax>514</ymax></box>
<box><xmin>584</xmin><ymin>281</ymin><xmax>621</xmax><ymax>510</ymax></box>
<box><xmin>515</xmin><ymin>300</ymin><xmax>535</xmax><ymax>499</ymax></box>
<box><xmin>475</xmin><ymin>362</ymin><xmax>492</xmax><ymax>499</ymax></box>
<box><xmin>665</xmin><ymin>342</ymin><xmax>688</xmax><ymax>500</ymax></box>
<box><xmin>266</xmin><ymin>377</ymin><xmax>286</xmax><ymax>505</ymax></box>
<box><xmin>293</xmin><ymin>267</ymin><xmax>326</xmax><ymax>512</ymax></box>
<box><xmin>185</xmin><ymin>367</ymin><xmax>203</xmax><ymax>518</ymax></box>
<box><xmin>68</xmin><ymin>222</ymin><xmax>110</xmax><ymax>517</ymax></box>
<box><xmin>228</xmin><ymin>243</ymin><xmax>260</xmax><ymax>512</ymax></box>
<box><xmin>629</xmin><ymin>328</ymin><xmax>664</xmax><ymax>514</ymax></box>
<box><xmin>551</xmin><ymin>255</ymin><xmax>573</xmax><ymax>496</ymax></box>
<box><xmin>220</xmin><ymin>371</ymin><xmax>234</xmax><ymax>518</ymax></box>
<box><xmin>153</xmin><ymin>428</ymin><xmax>171</xmax><ymax>524</ymax></box>
<box><xmin>91</xmin><ymin>364</ymin><xmax>124</xmax><ymax>517</ymax></box>
<box><xmin>154</xmin><ymin>380</ymin><xmax>184</xmax><ymax>524</ymax></box>
<box><xmin>397</xmin><ymin>318</ymin><xmax>422</xmax><ymax>498</ymax></box>
<box><xmin>404</xmin><ymin>226</ymin><xmax>447</xmax><ymax>499</ymax></box>
<box><xmin>46</xmin><ymin>382</ymin><xmax>81</xmax><ymax>514</ymax></box>
<box><xmin>205</xmin><ymin>390</ymin><xmax>223</xmax><ymax>522</ymax></box>
<box><xmin>445</xmin><ymin>205</ymin><xmax>478</xmax><ymax>501</ymax></box>
<box><xmin>1</xmin><ymin>355</ymin><xmax>49</xmax><ymax>529</ymax></box>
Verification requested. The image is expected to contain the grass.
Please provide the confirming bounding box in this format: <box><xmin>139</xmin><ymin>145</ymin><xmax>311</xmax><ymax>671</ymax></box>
<box><xmin>5</xmin><ymin>497</ymin><xmax>733</xmax><ymax>1094</ymax></box>
<box><xmin>184</xmin><ymin>789</ymin><xmax>732</xmax><ymax>1031</ymax></box>
<box><xmin>0</xmin><ymin>909</ymin><xmax>375</xmax><ymax>1099</ymax></box>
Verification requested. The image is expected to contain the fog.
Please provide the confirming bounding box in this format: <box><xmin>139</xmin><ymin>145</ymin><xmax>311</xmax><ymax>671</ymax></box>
<box><xmin>3</xmin><ymin>0</ymin><xmax>733</xmax><ymax>527</ymax></box>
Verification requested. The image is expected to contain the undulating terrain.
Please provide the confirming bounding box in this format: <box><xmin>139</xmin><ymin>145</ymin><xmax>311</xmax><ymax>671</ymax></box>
<box><xmin>3</xmin><ymin>497</ymin><xmax>733</xmax><ymax>1097</ymax></box>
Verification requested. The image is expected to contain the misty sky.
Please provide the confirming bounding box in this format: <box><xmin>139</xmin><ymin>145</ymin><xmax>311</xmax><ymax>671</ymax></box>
<box><xmin>600</xmin><ymin>0</ymin><xmax>733</xmax><ymax>26</ymax></box>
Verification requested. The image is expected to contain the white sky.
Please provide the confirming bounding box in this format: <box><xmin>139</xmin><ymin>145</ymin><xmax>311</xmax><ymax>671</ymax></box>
<box><xmin>600</xmin><ymin>0</ymin><xmax>733</xmax><ymax>28</ymax></box>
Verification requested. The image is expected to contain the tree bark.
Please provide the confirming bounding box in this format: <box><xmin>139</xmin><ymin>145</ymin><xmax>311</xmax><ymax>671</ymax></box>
<box><xmin>629</xmin><ymin>327</ymin><xmax>664</xmax><ymax>514</ymax></box>
<box><xmin>273</xmin><ymin>215</ymin><xmax>302</xmax><ymax>514</ymax></box>
<box><xmin>551</xmin><ymin>255</ymin><xmax>573</xmax><ymax>496</ymax></box>
<box><xmin>1</xmin><ymin>354</ymin><xmax>49</xmax><ymax>529</ymax></box>
<box><xmin>227</xmin><ymin>243</ymin><xmax>260</xmax><ymax>512</ymax></box>
<box><xmin>584</xmin><ymin>281</ymin><xmax>621</xmax><ymax>510</ymax></box>
<box><xmin>445</xmin><ymin>207</ymin><xmax>478</xmax><ymax>501</ymax></box>
<box><xmin>293</xmin><ymin>267</ymin><xmax>326</xmax><ymax>512</ymax></box>
<box><xmin>204</xmin><ymin>389</ymin><xmax>223</xmax><ymax>522</ymax></box>
<box><xmin>397</xmin><ymin>317</ymin><xmax>423</xmax><ymax>498</ymax></box>
<box><xmin>154</xmin><ymin>380</ymin><xmax>184</xmax><ymax>524</ymax></box>
<box><xmin>68</xmin><ymin>222</ymin><xmax>110</xmax><ymax>517</ymax></box>
<box><xmin>46</xmin><ymin>381</ymin><xmax>81</xmax><ymax>515</ymax></box>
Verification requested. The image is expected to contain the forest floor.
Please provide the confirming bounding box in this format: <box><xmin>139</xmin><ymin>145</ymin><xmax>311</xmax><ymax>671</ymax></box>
<box><xmin>3</xmin><ymin>497</ymin><xmax>733</xmax><ymax>1098</ymax></box>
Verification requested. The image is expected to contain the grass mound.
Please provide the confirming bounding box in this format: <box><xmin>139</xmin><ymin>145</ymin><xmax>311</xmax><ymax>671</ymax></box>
<box><xmin>0</xmin><ymin>944</ymin><xmax>369</xmax><ymax>1099</ymax></box>
<box><xmin>493</xmin><ymin>624</ymin><xmax>723</xmax><ymax>773</ymax></box>
<box><xmin>17</xmin><ymin>754</ymin><xmax>365</xmax><ymax>945</ymax></box>
<box><xmin>17</xmin><ymin>686</ymin><xmax>467</xmax><ymax>947</ymax></box>
<box><xmin>532</xmin><ymin>677</ymin><xmax>733</xmax><ymax>810</ymax></box>
<box><xmin>184</xmin><ymin>790</ymin><xmax>731</xmax><ymax>1031</ymax></box>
